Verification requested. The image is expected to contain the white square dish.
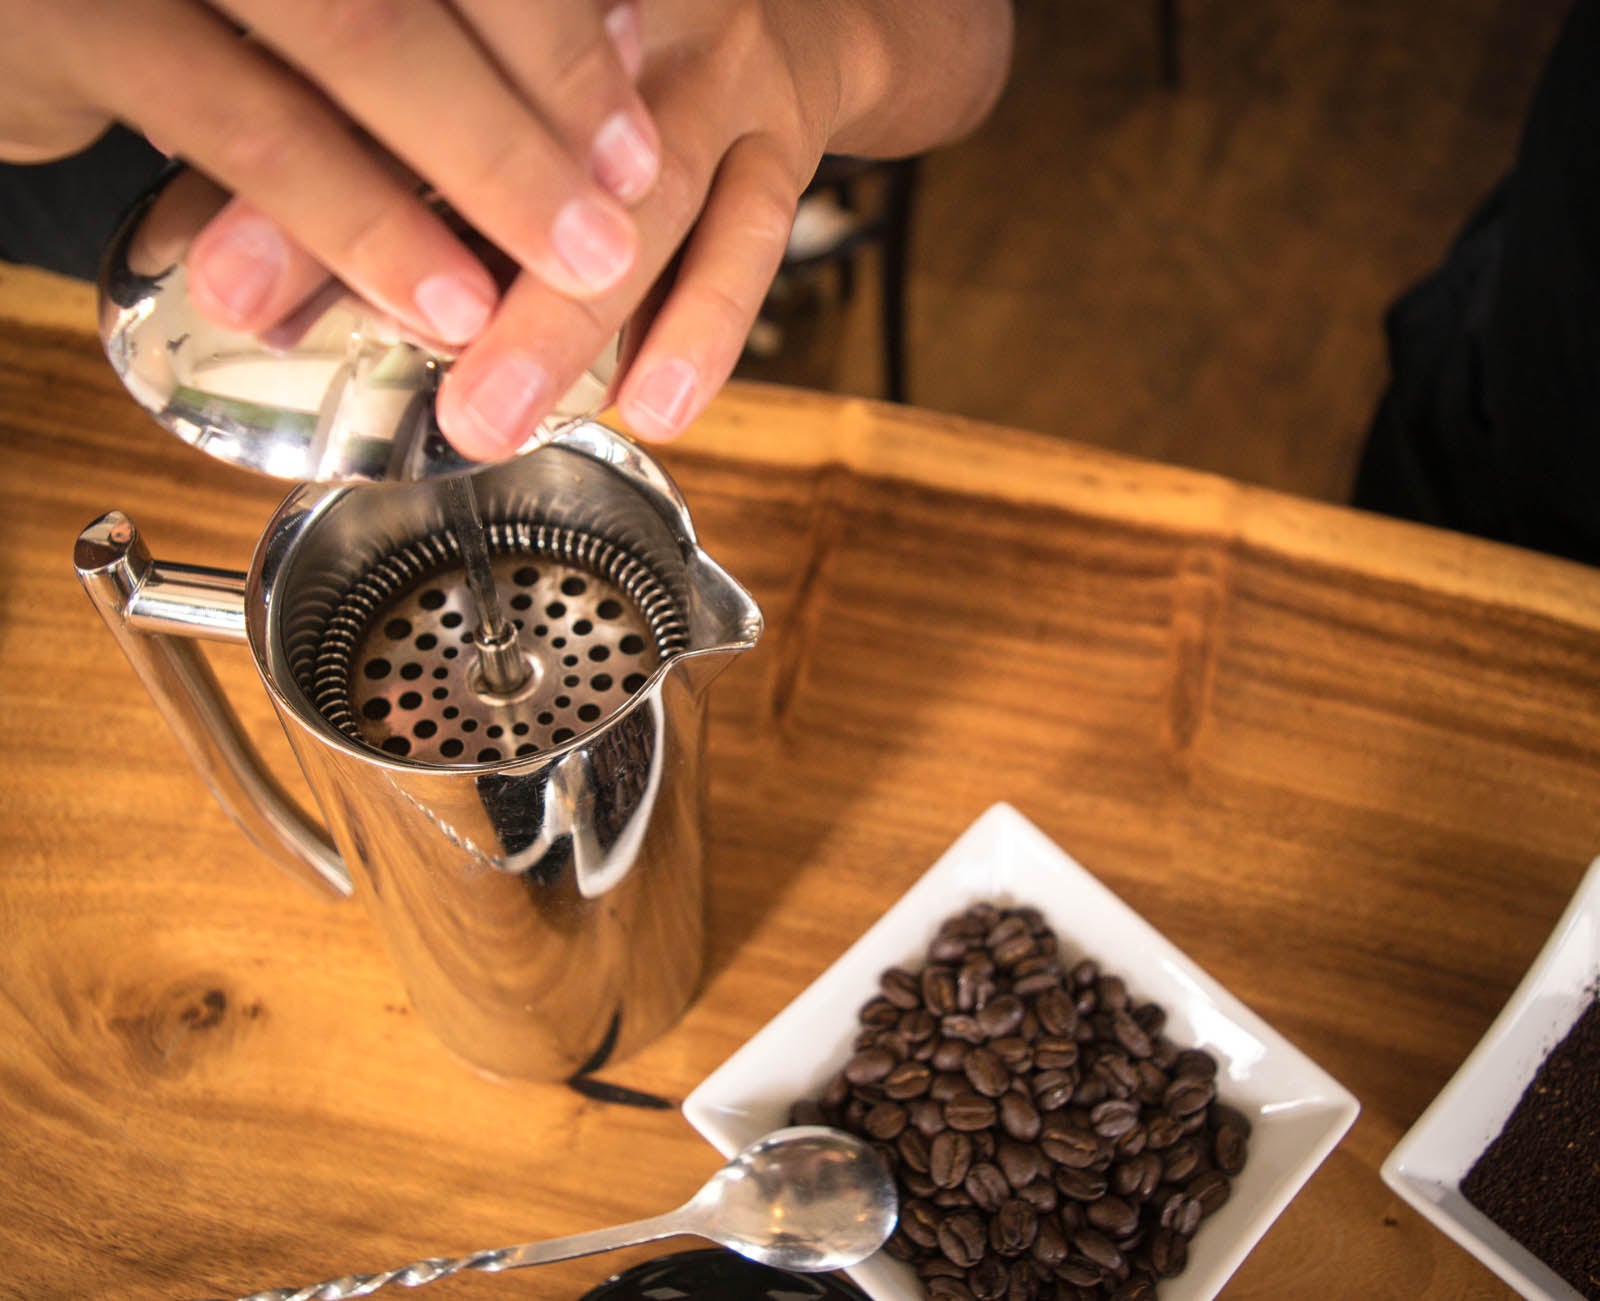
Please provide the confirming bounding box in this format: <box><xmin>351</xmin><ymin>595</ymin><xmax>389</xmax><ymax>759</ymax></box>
<box><xmin>684</xmin><ymin>803</ymin><xmax>1359</xmax><ymax>1300</ymax></box>
<box><xmin>1380</xmin><ymin>855</ymin><xmax>1600</xmax><ymax>1301</ymax></box>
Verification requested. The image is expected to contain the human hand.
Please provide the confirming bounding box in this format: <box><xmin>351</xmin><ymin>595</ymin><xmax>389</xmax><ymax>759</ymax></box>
<box><xmin>0</xmin><ymin>0</ymin><xmax>659</xmax><ymax>345</ymax></box>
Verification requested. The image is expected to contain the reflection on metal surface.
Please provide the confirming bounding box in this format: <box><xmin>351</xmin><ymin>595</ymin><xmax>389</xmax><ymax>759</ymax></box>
<box><xmin>98</xmin><ymin>166</ymin><xmax>618</xmax><ymax>484</ymax></box>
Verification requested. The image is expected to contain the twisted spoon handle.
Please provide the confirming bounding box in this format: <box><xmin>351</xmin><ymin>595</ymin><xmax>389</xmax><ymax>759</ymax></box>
<box><xmin>212</xmin><ymin>1209</ymin><xmax>692</xmax><ymax>1300</ymax></box>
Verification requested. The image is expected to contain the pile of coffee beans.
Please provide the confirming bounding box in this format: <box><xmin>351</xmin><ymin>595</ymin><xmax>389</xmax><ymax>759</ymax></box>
<box><xmin>789</xmin><ymin>902</ymin><xmax>1249</xmax><ymax>1300</ymax></box>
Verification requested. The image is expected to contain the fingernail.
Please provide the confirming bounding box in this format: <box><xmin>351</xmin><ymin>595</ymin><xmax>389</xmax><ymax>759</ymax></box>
<box><xmin>605</xmin><ymin>3</ymin><xmax>643</xmax><ymax>80</ymax></box>
<box><xmin>456</xmin><ymin>353</ymin><xmax>552</xmax><ymax>457</ymax></box>
<box><xmin>193</xmin><ymin>215</ymin><xmax>287</xmax><ymax>322</ymax></box>
<box><xmin>552</xmin><ymin>198</ymin><xmax>635</xmax><ymax>292</ymax></box>
<box><xmin>628</xmin><ymin>359</ymin><xmax>698</xmax><ymax>438</ymax></box>
<box><xmin>592</xmin><ymin>109</ymin><xmax>658</xmax><ymax>203</ymax></box>
<box><xmin>414</xmin><ymin>273</ymin><xmax>494</xmax><ymax>343</ymax></box>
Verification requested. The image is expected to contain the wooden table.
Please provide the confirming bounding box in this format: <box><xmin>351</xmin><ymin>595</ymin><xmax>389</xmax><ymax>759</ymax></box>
<box><xmin>3</xmin><ymin>266</ymin><xmax>1598</xmax><ymax>1299</ymax></box>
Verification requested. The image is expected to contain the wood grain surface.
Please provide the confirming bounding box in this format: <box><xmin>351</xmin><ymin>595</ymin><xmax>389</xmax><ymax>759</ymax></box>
<box><xmin>2</xmin><ymin>268</ymin><xmax>1598</xmax><ymax>1299</ymax></box>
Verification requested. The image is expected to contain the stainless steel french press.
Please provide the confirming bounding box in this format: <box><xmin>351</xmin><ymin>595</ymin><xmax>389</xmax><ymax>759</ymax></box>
<box><xmin>75</xmin><ymin>169</ymin><xmax>761</xmax><ymax>1080</ymax></box>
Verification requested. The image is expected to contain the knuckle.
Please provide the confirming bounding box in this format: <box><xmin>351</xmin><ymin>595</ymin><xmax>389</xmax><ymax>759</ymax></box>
<box><xmin>208</xmin><ymin>109</ymin><xmax>308</xmax><ymax>182</ymax></box>
<box><xmin>543</xmin><ymin>35</ymin><xmax>625</xmax><ymax>120</ymax></box>
<box><xmin>309</xmin><ymin>0</ymin><xmax>413</xmax><ymax>58</ymax></box>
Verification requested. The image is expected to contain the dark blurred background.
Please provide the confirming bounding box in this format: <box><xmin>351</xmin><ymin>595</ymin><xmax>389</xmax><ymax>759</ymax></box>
<box><xmin>737</xmin><ymin>0</ymin><xmax>1570</xmax><ymax>505</ymax></box>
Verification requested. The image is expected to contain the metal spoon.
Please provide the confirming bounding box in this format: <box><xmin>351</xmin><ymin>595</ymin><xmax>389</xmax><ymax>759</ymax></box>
<box><xmin>213</xmin><ymin>1127</ymin><xmax>898</xmax><ymax>1300</ymax></box>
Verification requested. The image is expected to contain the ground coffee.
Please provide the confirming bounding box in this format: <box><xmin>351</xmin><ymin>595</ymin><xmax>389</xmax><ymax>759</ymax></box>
<box><xmin>1460</xmin><ymin>993</ymin><xmax>1600</xmax><ymax>1300</ymax></box>
<box><xmin>790</xmin><ymin>901</ymin><xmax>1248</xmax><ymax>1299</ymax></box>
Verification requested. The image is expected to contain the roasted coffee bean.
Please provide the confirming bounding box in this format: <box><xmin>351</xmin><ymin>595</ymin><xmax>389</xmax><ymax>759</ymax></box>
<box><xmin>1094</xmin><ymin>1094</ymin><xmax>1145</xmax><ymax>1139</ymax></box>
<box><xmin>965</xmin><ymin>1162</ymin><xmax>1012</xmax><ymax>1213</ymax></box>
<box><xmin>1033</xmin><ymin>986</ymin><xmax>1078</xmax><ymax>1037</ymax></box>
<box><xmin>993</xmin><ymin>932</ymin><xmax>1037</xmax><ymax>968</ymax></box>
<box><xmin>1033</xmin><ymin>1035</ymin><xmax>1078</xmax><ymax>1071</ymax></box>
<box><xmin>1069</xmin><ymin>958</ymin><xmax>1100</xmax><ymax>988</ymax></box>
<box><xmin>1092</xmin><ymin>1052</ymin><xmax>1140</xmax><ymax>1098</ymax></box>
<box><xmin>1112</xmin><ymin>1152</ymin><xmax>1163</xmax><ymax>1201</ymax></box>
<box><xmin>864</xmin><ymin>1100</ymin><xmax>907</xmax><ymax>1140</ymax></box>
<box><xmin>938</xmin><ymin>1212</ymin><xmax>988</xmax><ymax>1268</ymax></box>
<box><xmin>1148</xmin><ymin>1225</ymin><xmax>1188</xmax><ymax>1277</ymax></box>
<box><xmin>991</xmin><ymin>1198</ymin><xmax>1039</xmax><ymax>1256</ymax></box>
<box><xmin>972</xmin><ymin>1130</ymin><xmax>997</xmax><ymax>1161</ymax></box>
<box><xmin>934</xmin><ymin>1188</ymin><xmax>975</xmax><ymax>1209</ymax></box>
<box><xmin>1054</xmin><ymin>1166</ymin><xmax>1109</xmax><ymax>1202</ymax></box>
<box><xmin>1085</xmin><ymin>1194</ymin><xmax>1139</xmax><ymax>1239</ymax></box>
<box><xmin>844</xmin><ymin>1046</ymin><xmax>896</xmax><ymax>1085</ymax></box>
<box><xmin>986</xmin><ymin>915</ymin><xmax>1031</xmax><ymax>950</ymax></box>
<box><xmin>996</xmin><ymin>1139</ymin><xmax>1047</xmax><ymax>1188</ymax></box>
<box><xmin>883</xmin><ymin>1228</ymin><xmax>918</xmax><ymax>1261</ymax></box>
<box><xmin>1015</xmin><ymin>1177</ymin><xmax>1059</xmax><ymax>1214</ymax></box>
<box><xmin>918</xmin><ymin>1255</ymin><xmax>967</xmax><ymax>1282</ymax></box>
<box><xmin>823</xmin><ymin>1071</ymin><xmax>850</xmax><ymax>1108</ymax></box>
<box><xmin>967</xmin><ymin>1256</ymin><xmax>1009</xmax><ymax>1301</ymax></box>
<box><xmin>909</xmin><ymin>1097</ymin><xmax>946</xmax><ymax>1137</ymax></box>
<box><xmin>1006</xmin><ymin>1259</ymin><xmax>1042</xmax><ymax>1301</ymax></box>
<box><xmin>932</xmin><ymin>1037</ymin><xmax>968</xmax><ymax>1072</ymax></box>
<box><xmin>1173</xmin><ymin>1048</ymin><xmax>1218</xmax><ymax>1080</ymax></box>
<box><xmin>883</xmin><ymin>1059</ymin><xmax>933</xmax><ymax>1100</ymax></box>
<box><xmin>1096</xmin><ymin>975</ymin><xmax>1129</xmax><ymax>1012</ymax></box>
<box><xmin>860</xmin><ymin>996</ymin><xmax>902</xmax><ymax>1027</ymax></box>
<box><xmin>1041</xmin><ymin>1125</ymin><xmax>1099</xmax><ymax>1169</ymax></box>
<box><xmin>962</xmin><ymin>1047</ymin><xmax>1010</xmax><ymax>1098</ymax></box>
<box><xmin>1031</xmin><ymin>1068</ymin><xmax>1077</xmax><ymax>1113</ymax></box>
<box><xmin>1188</xmin><ymin>1168</ymin><xmax>1232</xmax><ymax>1216</ymax></box>
<box><xmin>1159</xmin><ymin>1193</ymin><xmax>1202</xmax><ymax>1237</ymax></box>
<box><xmin>1000</xmin><ymin>1090</ymin><xmax>1042</xmax><ymax>1142</ymax></box>
<box><xmin>925</xmin><ymin>1278</ymin><xmax>977</xmax><ymax>1301</ymax></box>
<box><xmin>1111</xmin><ymin>1010</ymin><xmax>1153</xmax><ymax>1059</ymax></box>
<box><xmin>902</xmin><ymin>1199</ymin><xmax>942</xmax><ymax>1248</ymax></box>
<box><xmin>1161</xmin><ymin>1137</ymin><xmax>1202</xmax><ymax>1183</ymax></box>
<box><xmin>1012</xmin><ymin>968</ymin><xmax>1063</xmax><ymax>998</ymax></box>
<box><xmin>945</xmin><ymin>1091</ymin><xmax>998</xmax><ymax>1131</ymax></box>
<box><xmin>1072</xmin><ymin>1227</ymin><xmax>1124</xmax><ymax>1273</ymax></box>
<box><xmin>1056</xmin><ymin>1258</ymin><xmax>1103</xmax><ymax>1287</ymax></box>
<box><xmin>929</xmin><ymin>932</ymin><xmax>971</xmax><ymax>963</ymax></box>
<box><xmin>1071</xmin><ymin>1076</ymin><xmax>1108</xmax><ymax>1107</ymax></box>
<box><xmin>1214</xmin><ymin>1121</ymin><xmax>1249</xmax><ymax>1174</ymax></box>
<box><xmin>900</xmin><ymin>1007</ymin><xmax>938</xmax><ymax>1043</ymax></box>
<box><xmin>1144</xmin><ymin>1113</ymin><xmax>1185</xmax><ymax>1149</ymax></box>
<box><xmin>1134</xmin><ymin>1060</ymin><xmax>1168</xmax><ymax>1104</ymax></box>
<box><xmin>852</xmin><ymin>1027</ymin><xmax>880</xmax><ymax>1051</ymax></box>
<box><xmin>923</xmin><ymin>966</ymin><xmax>960</xmax><ymax>1014</ymax></box>
<box><xmin>990</xmin><ymin>1035</ymin><xmax>1035</xmax><ymax>1073</ymax></box>
<box><xmin>931</xmin><ymin>1130</ymin><xmax>975</xmax><ymax>1189</ymax></box>
<box><xmin>904</xmin><ymin>1168</ymin><xmax>939</xmax><ymax>1199</ymax></box>
<box><xmin>942</xmin><ymin>1013</ymin><xmax>987</xmax><ymax>1045</ymax></box>
<box><xmin>1164</xmin><ymin>1075</ymin><xmax>1215</xmax><ymax>1118</ymax></box>
<box><xmin>975</xmin><ymin>993</ymin><xmax>1025</xmax><ymax>1039</ymax></box>
<box><xmin>1111</xmin><ymin>1278</ymin><xmax>1157</xmax><ymax>1301</ymax></box>
<box><xmin>881</xmin><ymin>966</ymin><xmax>922</xmax><ymax>1009</ymax></box>
<box><xmin>931</xmin><ymin>1071</ymin><xmax>968</xmax><ymax>1103</ymax></box>
<box><xmin>1031</xmin><ymin>1215</ymin><xmax>1069</xmax><ymax>1268</ymax></box>
<box><xmin>898</xmin><ymin>1126</ymin><xmax>933</xmax><ymax>1172</ymax></box>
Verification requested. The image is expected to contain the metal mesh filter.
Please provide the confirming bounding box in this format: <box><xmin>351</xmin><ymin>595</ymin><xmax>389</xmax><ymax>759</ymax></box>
<box><xmin>310</xmin><ymin>521</ymin><xmax>687</xmax><ymax>765</ymax></box>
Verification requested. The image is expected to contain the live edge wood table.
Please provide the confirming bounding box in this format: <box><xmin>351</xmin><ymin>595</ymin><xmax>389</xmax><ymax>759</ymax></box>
<box><xmin>3</xmin><ymin>269</ymin><xmax>1599</xmax><ymax>1301</ymax></box>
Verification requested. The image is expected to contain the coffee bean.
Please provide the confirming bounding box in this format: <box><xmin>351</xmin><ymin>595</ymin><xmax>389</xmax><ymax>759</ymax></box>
<box><xmin>864</xmin><ymin>1100</ymin><xmax>908</xmax><ymax>1140</ymax></box>
<box><xmin>1094</xmin><ymin>1094</ymin><xmax>1145</xmax><ymax>1139</ymax></box>
<box><xmin>938</xmin><ymin>1212</ymin><xmax>988</xmax><ymax>1268</ymax></box>
<box><xmin>1092</xmin><ymin>1055</ymin><xmax>1140</xmax><ymax>1100</ymax></box>
<box><xmin>1041</xmin><ymin>1125</ymin><xmax>1100</xmax><ymax>1169</ymax></box>
<box><xmin>1071</xmin><ymin>1076</ymin><xmax>1108</xmax><ymax>1107</ymax></box>
<box><xmin>1016</xmin><ymin>1177</ymin><xmax>1059</xmax><ymax>1214</ymax></box>
<box><xmin>932</xmin><ymin>1038</ymin><xmax>968</xmax><ymax>1072</ymax></box>
<box><xmin>1070</xmin><ymin>959</ymin><xmax>1100</xmax><ymax>988</ymax></box>
<box><xmin>1187</xmin><ymin>1169</ymin><xmax>1232</xmax><ymax>1216</ymax></box>
<box><xmin>904</xmin><ymin>1169</ymin><xmax>939</xmax><ymax>1199</ymax></box>
<box><xmin>883</xmin><ymin>1059</ymin><xmax>933</xmax><ymax>1100</ymax></box>
<box><xmin>903</xmin><ymin>1199</ymin><xmax>941</xmax><ymax>1248</ymax></box>
<box><xmin>967</xmin><ymin>1256</ymin><xmax>1008</xmax><ymax>1301</ymax></box>
<box><xmin>1006</xmin><ymin>1259</ymin><xmax>1042</xmax><ymax>1301</ymax></box>
<box><xmin>931</xmin><ymin>1130</ymin><xmax>975</xmax><ymax>1189</ymax></box>
<box><xmin>883</xmin><ymin>1228</ymin><xmax>918</xmax><ymax>1261</ymax></box>
<box><xmin>881</xmin><ymin>966</ymin><xmax>922</xmax><ymax>1009</ymax></box>
<box><xmin>934</xmin><ymin>1188</ymin><xmax>975</xmax><ymax>1209</ymax></box>
<box><xmin>1000</xmin><ymin>1090</ymin><xmax>1042</xmax><ymax>1142</ymax></box>
<box><xmin>986</xmin><ymin>915</ymin><xmax>1031</xmax><ymax>950</ymax></box>
<box><xmin>1144</xmin><ymin>1113</ymin><xmax>1185</xmax><ymax>1149</ymax></box>
<box><xmin>1055</xmin><ymin>1166</ymin><xmax>1110</xmax><ymax>1202</ymax></box>
<box><xmin>1012</xmin><ymin>962</ymin><xmax>1064</xmax><ymax>998</ymax></box>
<box><xmin>925</xmin><ymin>1277</ymin><xmax>977</xmax><ymax>1301</ymax></box>
<box><xmin>1174</xmin><ymin>1048</ymin><xmax>1218</xmax><ymax>1080</ymax></box>
<box><xmin>964</xmin><ymin>1047</ymin><xmax>1011</xmax><ymax>1098</ymax></box>
<box><xmin>930</xmin><ymin>932</ymin><xmax>971</xmax><ymax>963</ymax></box>
<box><xmin>1112</xmin><ymin>1152</ymin><xmax>1162</xmax><ymax>1201</ymax></box>
<box><xmin>844</xmin><ymin>1046</ymin><xmax>896</xmax><ymax>1085</ymax></box>
<box><xmin>860</xmin><ymin>996</ymin><xmax>902</xmax><ymax>1028</ymax></box>
<box><xmin>900</xmin><ymin>1007</ymin><xmax>938</xmax><ymax>1043</ymax></box>
<box><xmin>788</xmin><ymin>1098</ymin><xmax>826</xmax><ymax>1127</ymax></box>
<box><xmin>1086</xmin><ymin>1194</ymin><xmax>1139</xmax><ymax>1239</ymax></box>
<box><xmin>990</xmin><ymin>1035</ymin><xmax>1035</xmax><ymax>1073</ymax></box>
<box><xmin>1148</xmin><ymin>1225</ymin><xmax>1188</xmax><ymax>1277</ymax></box>
<box><xmin>945</xmin><ymin>1091</ymin><xmax>998</xmax><ymax>1131</ymax></box>
<box><xmin>931</xmin><ymin>1071</ymin><xmax>967</xmax><ymax>1102</ymax></box>
<box><xmin>919</xmin><ymin>1255</ymin><xmax>967</xmax><ymax>1282</ymax></box>
<box><xmin>991</xmin><ymin>1198</ymin><xmax>1039</xmax><ymax>1256</ymax></box>
<box><xmin>1056</xmin><ymin>1258</ymin><xmax>1103</xmax><ymax>1287</ymax></box>
<box><xmin>965</xmin><ymin>1162</ymin><xmax>1012</xmax><ymax>1213</ymax></box>
<box><xmin>1214</xmin><ymin>1121</ymin><xmax>1249</xmax><ymax>1174</ymax></box>
<box><xmin>1111</xmin><ymin>1010</ymin><xmax>1153</xmax><ymax>1059</ymax></box>
<box><xmin>1164</xmin><ymin>1075</ymin><xmax>1215</xmax><ymax>1118</ymax></box>
<box><xmin>898</xmin><ymin>1127</ymin><xmax>932</xmax><ymax>1173</ymax></box>
<box><xmin>1032</xmin><ymin>1069</ymin><xmax>1077</xmax><ymax>1112</ymax></box>
<box><xmin>1134</xmin><ymin>1060</ymin><xmax>1168</xmax><ymax>1105</ymax></box>
<box><xmin>1161</xmin><ymin>1137</ymin><xmax>1202</xmax><ymax>1183</ymax></box>
<box><xmin>996</xmin><ymin>1139</ymin><xmax>1047</xmax><ymax>1188</ymax></box>
<box><xmin>976</xmin><ymin>993</ymin><xmax>1025</xmax><ymax>1039</ymax></box>
<box><xmin>1112</xmin><ymin>1277</ymin><xmax>1157</xmax><ymax>1301</ymax></box>
<box><xmin>993</xmin><ymin>932</ymin><xmax>1038</xmax><ymax>967</ymax></box>
<box><xmin>909</xmin><ymin>1097</ymin><xmax>946</xmax><ymax>1137</ymax></box>
<box><xmin>1158</xmin><ymin>1192</ymin><xmax>1202</xmax><ymax>1237</ymax></box>
<box><xmin>1072</xmin><ymin>1227</ymin><xmax>1124</xmax><ymax>1273</ymax></box>
<box><xmin>1033</xmin><ymin>1035</ymin><xmax>1079</xmax><ymax>1071</ymax></box>
<box><xmin>923</xmin><ymin>967</ymin><xmax>960</xmax><ymax>1015</ymax></box>
<box><xmin>942</xmin><ymin>1013</ymin><xmax>987</xmax><ymax>1045</ymax></box>
<box><xmin>1033</xmin><ymin>987</ymin><xmax>1078</xmax><ymax>1037</ymax></box>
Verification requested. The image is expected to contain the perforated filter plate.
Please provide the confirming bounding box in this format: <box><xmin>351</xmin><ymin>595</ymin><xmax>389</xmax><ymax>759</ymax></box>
<box><xmin>310</xmin><ymin>522</ymin><xmax>686</xmax><ymax>765</ymax></box>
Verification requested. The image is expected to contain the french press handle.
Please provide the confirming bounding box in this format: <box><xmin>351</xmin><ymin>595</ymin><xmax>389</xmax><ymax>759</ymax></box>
<box><xmin>74</xmin><ymin>510</ymin><xmax>351</xmax><ymax>900</ymax></box>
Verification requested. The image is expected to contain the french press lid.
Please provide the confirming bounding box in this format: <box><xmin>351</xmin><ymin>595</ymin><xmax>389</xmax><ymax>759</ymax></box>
<box><xmin>97</xmin><ymin>167</ymin><xmax>617</xmax><ymax>484</ymax></box>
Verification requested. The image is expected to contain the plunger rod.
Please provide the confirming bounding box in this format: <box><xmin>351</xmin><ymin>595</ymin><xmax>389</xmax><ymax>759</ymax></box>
<box><xmin>441</xmin><ymin>475</ymin><xmax>530</xmax><ymax>696</ymax></box>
